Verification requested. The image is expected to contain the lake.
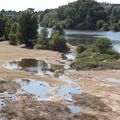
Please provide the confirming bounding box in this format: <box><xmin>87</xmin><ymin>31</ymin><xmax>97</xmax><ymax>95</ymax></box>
<box><xmin>39</xmin><ymin>27</ymin><xmax>120</xmax><ymax>52</ymax></box>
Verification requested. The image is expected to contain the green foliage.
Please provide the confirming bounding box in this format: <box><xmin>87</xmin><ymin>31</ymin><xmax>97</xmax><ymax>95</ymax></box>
<box><xmin>76</xmin><ymin>44</ymin><xmax>87</xmax><ymax>53</ymax></box>
<box><xmin>0</xmin><ymin>14</ymin><xmax>6</xmax><ymax>37</ymax></box>
<box><xmin>19</xmin><ymin>11</ymin><xmax>38</xmax><ymax>48</ymax></box>
<box><xmin>112</xmin><ymin>23</ymin><xmax>119</xmax><ymax>32</ymax></box>
<box><xmin>40</xmin><ymin>0</ymin><xmax>109</xmax><ymax>30</ymax></box>
<box><xmin>35</xmin><ymin>27</ymin><xmax>49</xmax><ymax>49</ymax></box>
<box><xmin>72</xmin><ymin>38</ymin><xmax>120</xmax><ymax>70</ymax></box>
<box><xmin>91</xmin><ymin>38</ymin><xmax>112</xmax><ymax>54</ymax></box>
<box><xmin>9</xmin><ymin>22</ymin><xmax>19</xmax><ymax>45</ymax></box>
<box><xmin>49</xmin><ymin>33</ymin><xmax>68</xmax><ymax>52</ymax></box>
<box><xmin>5</xmin><ymin>18</ymin><xmax>12</xmax><ymax>40</ymax></box>
<box><xmin>101</xmin><ymin>23</ymin><xmax>109</xmax><ymax>31</ymax></box>
<box><xmin>97</xmin><ymin>20</ymin><xmax>105</xmax><ymax>30</ymax></box>
<box><xmin>9</xmin><ymin>32</ymin><xmax>17</xmax><ymax>45</ymax></box>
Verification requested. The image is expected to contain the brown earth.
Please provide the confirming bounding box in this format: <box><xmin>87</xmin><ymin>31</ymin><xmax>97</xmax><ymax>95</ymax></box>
<box><xmin>0</xmin><ymin>41</ymin><xmax>120</xmax><ymax>120</ymax></box>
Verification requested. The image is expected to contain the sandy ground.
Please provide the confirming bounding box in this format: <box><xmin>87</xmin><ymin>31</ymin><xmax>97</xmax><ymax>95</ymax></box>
<box><xmin>0</xmin><ymin>41</ymin><xmax>120</xmax><ymax>120</ymax></box>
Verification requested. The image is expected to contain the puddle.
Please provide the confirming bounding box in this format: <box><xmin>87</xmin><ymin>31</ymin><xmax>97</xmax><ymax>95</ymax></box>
<box><xmin>5</xmin><ymin>58</ymin><xmax>66</xmax><ymax>76</ymax></box>
<box><xmin>62</xmin><ymin>53</ymin><xmax>76</xmax><ymax>61</ymax></box>
<box><xmin>16</xmin><ymin>79</ymin><xmax>54</xmax><ymax>100</ymax></box>
<box><xmin>0</xmin><ymin>92</ymin><xmax>17</xmax><ymax>109</ymax></box>
<box><xmin>103</xmin><ymin>77</ymin><xmax>120</xmax><ymax>84</ymax></box>
<box><xmin>0</xmin><ymin>116</ymin><xmax>7</xmax><ymax>120</ymax></box>
<box><xmin>58</xmin><ymin>85</ymin><xmax>81</xmax><ymax>101</ymax></box>
<box><xmin>68</xmin><ymin>104</ymin><xmax>82</xmax><ymax>114</ymax></box>
<box><xmin>58</xmin><ymin>74</ymin><xmax>75</xmax><ymax>84</ymax></box>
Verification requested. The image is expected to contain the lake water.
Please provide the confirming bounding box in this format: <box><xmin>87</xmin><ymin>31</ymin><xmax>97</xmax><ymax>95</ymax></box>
<box><xmin>39</xmin><ymin>27</ymin><xmax>120</xmax><ymax>52</ymax></box>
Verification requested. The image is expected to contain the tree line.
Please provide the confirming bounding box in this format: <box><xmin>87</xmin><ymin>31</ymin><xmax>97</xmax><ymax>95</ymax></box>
<box><xmin>39</xmin><ymin>0</ymin><xmax>120</xmax><ymax>31</ymax></box>
<box><xmin>0</xmin><ymin>10</ymin><xmax>68</xmax><ymax>52</ymax></box>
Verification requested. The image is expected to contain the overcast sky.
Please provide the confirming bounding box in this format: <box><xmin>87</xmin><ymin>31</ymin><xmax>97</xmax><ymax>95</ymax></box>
<box><xmin>0</xmin><ymin>0</ymin><xmax>119</xmax><ymax>11</ymax></box>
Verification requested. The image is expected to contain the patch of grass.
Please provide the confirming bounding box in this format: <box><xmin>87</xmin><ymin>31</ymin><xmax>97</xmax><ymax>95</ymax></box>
<box><xmin>73</xmin><ymin>113</ymin><xmax>109</xmax><ymax>120</ymax></box>
<box><xmin>73</xmin><ymin>93</ymin><xmax>111</xmax><ymax>112</ymax></box>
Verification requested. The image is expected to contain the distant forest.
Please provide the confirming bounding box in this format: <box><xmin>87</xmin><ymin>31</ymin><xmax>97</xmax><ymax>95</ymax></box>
<box><xmin>38</xmin><ymin>0</ymin><xmax>120</xmax><ymax>31</ymax></box>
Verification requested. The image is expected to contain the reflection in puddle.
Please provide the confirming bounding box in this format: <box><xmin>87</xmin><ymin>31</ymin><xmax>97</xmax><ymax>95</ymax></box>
<box><xmin>16</xmin><ymin>79</ymin><xmax>53</xmax><ymax>100</ymax></box>
<box><xmin>5</xmin><ymin>58</ymin><xmax>67</xmax><ymax>76</ymax></box>
<box><xmin>103</xmin><ymin>77</ymin><xmax>120</xmax><ymax>84</ymax></box>
<box><xmin>58</xmin><ymin>85</ymin><xmax>81</xmax><ymax>101</ymax></box>
<box><xmin>16</xmin><ymin>78</ymin><xmax>82</xmax><ymax>113</ymax></box>
<box><xmin>62</xmin><ymin>53</ymin><xmax>76</xmax><ymax>61</ymax></box>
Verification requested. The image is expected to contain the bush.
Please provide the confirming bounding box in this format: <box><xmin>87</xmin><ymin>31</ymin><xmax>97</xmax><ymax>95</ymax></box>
<box><xmin>102</xmin><ymin>24</ymin><xmax>109</xmax><ymax>31</ymax></box>
<box><xmin>72</xmin><ymin>38</ymin><xmax>120</xmax><ymax>70</ymax></box>
<box><xmin>76</xmin><ymin>44</ymin><xmax>87</xmax><ymax>53</ymax></box>
<box><xmin>35</xmin><ymin>27</ymin><xmax>49</xmax><ymax>49</ymax></box>
<box><xmin>112</xmin><ymin>23</ymin><xmax>119</xmax><ymax>32</ymax></box>
<box><xmin>9</xmin><ymin>32</ymin><xmax>18</xmax><ymax>45</ymax></box>
<box><xmin>91</xmin><ymin>38</ymin><xmax>113</xmax><ymax>54</ymax></box>
<box><xmin>97</xmin><ymin>20</ymin><xmax>105</xmax><ymax>30</ymax></box>
<box><xmin>49</xmin><ymin>33</ymin><xmax>68</xmax><ymax>52</ymax></box>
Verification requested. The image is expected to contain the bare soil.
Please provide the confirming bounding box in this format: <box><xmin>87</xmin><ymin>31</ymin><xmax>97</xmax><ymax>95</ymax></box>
<box><xmin>0</xmin><ymin>41</ymin><xmax>120</xmax><ymax>120</ymax></box>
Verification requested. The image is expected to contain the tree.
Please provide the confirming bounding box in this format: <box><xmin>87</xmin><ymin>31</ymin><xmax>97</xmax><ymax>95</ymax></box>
<box><xmin>35</xmin><ymin>27</ymin><xmax>49</xmax><ymax>49</ymax></box>
<box><xmin>112</xmin><ymin>23</ymin><xmax>119</xmax><ymax>32</ymax></box>
<box><xmin>49</xmin><ymin>24</ymin><xmax>68</xmax><ymax>52</ymax></box>
<box><xmin>97</xmin><ymin>20</ymin><xmax>105</xmax><ymax>30</ymax></box>
<box><xmin>49</xmin><ymin>33</ymin><xmax>67</xmax><ymax>52</ymax></box>
<box><xmin>0</xmin><ymin>14</ymin><xmax>6</xmax><ymax>37</ymax></box>
<box><xmin>85</xmin><ymin>14</ymin><xmax>94</xmax><ymax>30</ymax></box>
<box><xmin>19</xmin><ymin>11</ymin><xmax>38</xmax><ymax>48</ymax></box>
<box><xmin>5</xmin><ymin>18</ymin><xmax>12</xmax><ymax>40</ymax></box>
<box><xmin>9</xmin><ymin>22</ymin><xmax>19</xmax><ymax>45</ymax></box>
<box><xmin>102</xmin><ymin>23</ymin><xmax>109</xmax><ymax>31</ymax></box>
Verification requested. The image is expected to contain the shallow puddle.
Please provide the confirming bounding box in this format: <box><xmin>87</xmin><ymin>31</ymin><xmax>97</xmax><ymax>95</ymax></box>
<box><xmin>58</xmin><ymin>85</ymin><xmax>81</xmax><ymax>101</ymax></box>
<box><xmin>5</xmin><ymin>58</ymin><xmax>66</xmax><ymax>76</ymax></box>
<box><xmin>0</xmin><ymin>92</ymin><xmax>17</xmax><ymax>109</ymax></box>
<box><xmin>103</xmin><ymin>77</ymin><xmax>120</xmax><ymax>84</ymax></box>
<box><xmin>16</xmin><ymin>79</ymin><xmax>54</xmax><ymax>100</ymax></box>
<box><xmin>62</xmin><ymin>53</ymin><xmax>76</xmax><ymax>61</ymax></box>
<box><xmin>0</xmin><ymin>116</ymin><xmax>7</xmax><ymax>120</ymax></box>
<box><xmin>58</xmin><ymin>74</ymin><xmax>75</xmax><ymax>84</ymax></box>
<box><xmin>68</xmin><ymin>104</ymin><xmax>82</xmax><ymax>114</ymax></box>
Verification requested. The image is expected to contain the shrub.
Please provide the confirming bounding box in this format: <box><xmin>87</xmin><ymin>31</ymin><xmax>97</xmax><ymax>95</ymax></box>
<box><xmin>91</xmin><ymin>38</ymin><xmax>113</xmax><ymax>54</ymax></box>
<box><xmin>9</xmin><ymin>32</ymin><xmax>18</xmax><ymax>45</ymax></box>
<box><xmin>112</xmin><ymin>23</ymin><xmax>119</xmax><ymax>32</ymax></box>
<box><xmin>97</xmin><ymin>20</ymin><xmax>105</xmax><ymax>30</ymax></box>
<box><xmin>102</xmin><ymin>23</ymin><xmax>109</xmax><ymax>31</ymax></box>
<box><xmin>35</xmin><ymin>27</ymin><xmax>49</xmax><ymax>49</ymax></box>
<box><xmin>76</xmin><ymin>44</ymin><xmax>87</xmax><ymax>53</ymax></box>
<box><xmin>49</xmin><ymin>33</ymin><xmax>68</xmax><ymax>52</ymax></box>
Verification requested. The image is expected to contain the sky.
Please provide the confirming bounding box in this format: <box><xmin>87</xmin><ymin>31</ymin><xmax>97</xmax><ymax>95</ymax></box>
<box><xmin>0</xmin><ymin>0</ymin><xmax>120</xmax><ymax>11</ymax></box>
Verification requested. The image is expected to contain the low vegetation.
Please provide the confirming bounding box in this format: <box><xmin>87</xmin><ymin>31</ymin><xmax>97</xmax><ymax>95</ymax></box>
<box><xmin>72</xmin><ymin>38</ymin><xmax>120</xmax><ymax>70</ymax></box>
<box><xmin>35</xmin><ymin>24</ymin><xmax>68</xmax><ymax>52</ymax></box>
<box><xmin>73</xmin><ymin>93</ymin><xmax>111</xmax><ymax>112</ymax></box>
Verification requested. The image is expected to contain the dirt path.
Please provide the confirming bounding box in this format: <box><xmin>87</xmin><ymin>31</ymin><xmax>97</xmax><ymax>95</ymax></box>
<box><xmin>0</xmin><ymin>41</ymin><xmax>120</xmax><ymax>120</ymax></box>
